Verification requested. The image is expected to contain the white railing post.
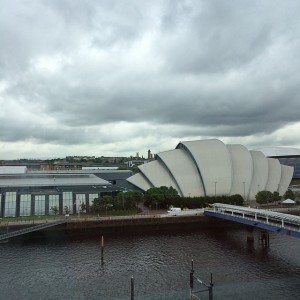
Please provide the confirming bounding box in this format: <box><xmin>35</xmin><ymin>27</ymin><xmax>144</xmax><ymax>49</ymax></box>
<box><xmin>255</xmin><ymin>213</ymin><xmax>257</xmax><ymax>221</ymax></box>
<box><xmin>266</xmin><ymin>216</ymin><xmax>269</xmax><ymax>224</ymax></box>
<box><xmin>281</xmin><ymin>219</ymin><xmax>284</xmax><ymax>227</ymax></box>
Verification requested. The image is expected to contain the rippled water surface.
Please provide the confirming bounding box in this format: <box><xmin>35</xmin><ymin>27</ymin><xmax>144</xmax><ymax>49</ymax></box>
<box><xmin>0</xmin><ymin>226</ymin><xmax>299</xmax><ymax>299</ymax></box>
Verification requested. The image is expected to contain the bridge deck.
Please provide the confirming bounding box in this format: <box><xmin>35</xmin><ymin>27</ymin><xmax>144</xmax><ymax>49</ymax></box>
<box><xmin>0</xmin><ymin>219</ymin><xmax>68</xmax><ymax>241</ymax></box>
<box><xmin>204</xmin><ymin>203</ymin><xmax>300</xmax><ymax>239</ymax></box>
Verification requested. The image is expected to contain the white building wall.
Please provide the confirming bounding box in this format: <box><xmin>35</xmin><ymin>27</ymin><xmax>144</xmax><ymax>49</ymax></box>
<box><xmin>227</xmin><ymin>144</ymin><xmax>253</xmax><ymax>200</ymax></box>
<box><xmin>178</xmin><ymin>139</ymin><xmax>232</xmax><ymax>196</ymax></box>
<box><xmin>265</xmin><ymin>158</ymin><xmax>282</xmax><ymax>193</ymax></box>
<box><xmin>157</xmin><ymin>149</ymin><xmax>205</xmax><ymax>197</ymax></box>
<box><xmin>278</xmin><ymin>165</ymin><xmax>294</xmax><ymax>196</ymax></box>
<box><xmin>138</xmin><ymin>160</ymin><xmax>181</xmax><ymax>194</ymax></box>
<box><xmin>248</xmin><ymin>151</ymin><xmax>269</xmax><ymax>200</ymax></box>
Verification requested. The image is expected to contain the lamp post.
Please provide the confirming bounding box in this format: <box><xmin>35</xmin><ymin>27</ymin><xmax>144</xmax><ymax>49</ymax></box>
<box><xmin>243</xmin><ymin>182</ymin><xmax>246</xmax><ymax>200</ymax></box>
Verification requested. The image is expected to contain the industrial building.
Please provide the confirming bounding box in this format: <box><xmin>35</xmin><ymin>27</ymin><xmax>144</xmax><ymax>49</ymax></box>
<box><xmin>0</xmin><ymin>167</ymin><xmax>134</xmax><ymax>218</ymax></box>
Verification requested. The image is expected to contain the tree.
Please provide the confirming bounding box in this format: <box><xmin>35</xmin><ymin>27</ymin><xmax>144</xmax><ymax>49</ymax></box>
<box><xmin>50</xmin><ymin>206</ymin><xmax>59</xmax><ymax>215</ymax></box>
<box><xmin>272</xmin><ymin>191</ymin><xmax>281</xmax><ymax>202</ymax></box>
<box><xmin>283</xmin><ymin>189</ymin><xmax>295</xmax><ymax>200</ymax></box>
<box><xmin>145</xmin><ymin>186</ymin><xmax>179</xmax><ymax>208</ymax></box>
<box><xmin>79</xmin><ymin>202</ymin><xmax>86</xmax><ymax>213</ymax></box>
<box><xmin>228</xmin><ymin>194</ymin><xmax>244</xmax><ymax>205</ymax></box>
<box><xmin>64</xmin><ymin>206</ymin><xmax>70</xmax><ymax>214</ymax></box>
<box><xmin>91</xmin><ymin>196</ymin><xmax>114</xmax><ymax>213</ymax></box>
<box><xmin>91</xmin><ymin>197</ymin><xmax>101</xmax><ymax>213</ymax></box>
<box><xmin>114</xmin><ymin>191</ymin><xmax>144</xmax><ymax>210</ymax></box>
<box><xmin>256</xmin><ymin>191</ymin><xmax>273</xmax><ymax>205</ymax></box>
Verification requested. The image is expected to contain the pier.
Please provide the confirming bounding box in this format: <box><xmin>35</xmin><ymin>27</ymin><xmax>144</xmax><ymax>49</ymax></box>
<box><xmin>204</xmin><ymin>203</ymin><xmax>300</xmax><ymax>239</ymax></box>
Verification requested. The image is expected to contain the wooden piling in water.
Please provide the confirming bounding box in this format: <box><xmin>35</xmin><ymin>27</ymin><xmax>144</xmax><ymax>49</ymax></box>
<box><xmin>131</xmin><ymin>276</ymin><xmax>134</xmax><ymax>300</ymax></box>
<box><xmin>101</xmin><ymin>235</ymin><xmax>104</xmax><ymax>261</ymax></box>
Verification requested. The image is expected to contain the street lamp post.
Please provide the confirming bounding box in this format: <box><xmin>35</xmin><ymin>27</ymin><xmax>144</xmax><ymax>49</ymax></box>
<box><xmin>243</xmin><ymin>182</ymin><xmax>246</xmax><ymax>200</ymax></box>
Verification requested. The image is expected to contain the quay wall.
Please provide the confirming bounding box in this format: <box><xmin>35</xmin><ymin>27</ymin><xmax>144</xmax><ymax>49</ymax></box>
<box><xmin>1</xmin><ymin>214</ymin><xmax>244</xmax><ymax>241</ymax></box>
<box><xmin>43</xmin><ymin>215</ymin><xmax>241</xmax><ymax>238</ymax></box>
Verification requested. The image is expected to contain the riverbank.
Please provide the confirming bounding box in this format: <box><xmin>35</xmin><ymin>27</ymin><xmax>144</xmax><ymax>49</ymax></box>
<box><xmin>1</xmin><ymin>210</ymin><xmax>243</xmax><ymax>241</ymax></box>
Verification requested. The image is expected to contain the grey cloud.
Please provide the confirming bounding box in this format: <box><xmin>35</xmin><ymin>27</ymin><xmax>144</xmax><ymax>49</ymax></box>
<box><xmin>159</xmin><ymin>0</ymin><xmax>300</xmax><ymax>74</ymax></box>
<box><xmin>1</xmin><ymin>0</ymin><xmax>300</xmax><ymax>158</ymax></box>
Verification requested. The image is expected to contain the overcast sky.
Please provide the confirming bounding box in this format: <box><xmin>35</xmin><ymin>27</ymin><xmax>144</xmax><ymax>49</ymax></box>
<box><xmin>1</xmin><ymin>0</ymin><xmax>300</xmax><ymax>159</ymax></box>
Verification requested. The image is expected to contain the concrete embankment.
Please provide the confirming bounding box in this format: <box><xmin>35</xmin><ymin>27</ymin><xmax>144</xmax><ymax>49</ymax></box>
<box><xmin>1</xmin><ymin>212</ymin><xmax>243</xmax><ymax>241</ymax></box>
<box><xmin>8</xmin><ymin>214</ymin><xmax>243</xmax><ymax>240</ymax></box>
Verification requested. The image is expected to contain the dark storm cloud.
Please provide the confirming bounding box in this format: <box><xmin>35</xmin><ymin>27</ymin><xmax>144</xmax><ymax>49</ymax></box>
<box><xmin>1</xmin><ymin>0</ymin><xmax>300</xmax><ymax>158</ymax></box>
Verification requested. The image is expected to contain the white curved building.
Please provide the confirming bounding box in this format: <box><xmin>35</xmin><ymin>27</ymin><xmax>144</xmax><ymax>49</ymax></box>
<box><xmin>127</xmin><ymin>139</ymin><xmax>294</xmax><ymax>200</ymax></box>
<box><xmin>255</xmin><ymin>146</ymin><xmax>300</xmax><ymax>179</ymax></box>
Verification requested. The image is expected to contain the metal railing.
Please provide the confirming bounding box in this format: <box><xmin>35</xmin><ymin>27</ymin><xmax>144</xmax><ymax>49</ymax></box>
<box><xmin>205</xmin><ymin>203</ymin><xmax>300</xmax><ymax>233</ymax></box>
<box><xmin>0</xmin><ymin>219</ymin><xmax>67</xmax><ymax>241</ymax></box>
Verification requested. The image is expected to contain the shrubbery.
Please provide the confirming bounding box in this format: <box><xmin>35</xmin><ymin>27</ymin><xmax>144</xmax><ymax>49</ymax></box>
<box><xmin>90</xmin><ymin>186</ymin><xmax>246</xmax><ymax>214</ymax></box>
<box><xmin>90</xmin><ymin>191</ymin><xmax>144</xmax><ymax>213</ymax></box>
<box><xmin>144</xmin><ymin>186</ymin><xmax>244</xmax><ymax>209</ymax></box>
<box><xmin>255</xmin><ymin>191</ymin><xmax>281</xmax><ymax>205</ymax></box>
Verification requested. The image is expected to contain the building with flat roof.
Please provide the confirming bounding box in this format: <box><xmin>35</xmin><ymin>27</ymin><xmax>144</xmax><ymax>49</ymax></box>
<box><xmin>0</xmin><ymin>168</ymin><xmax>135</xmax><ymax>218</ymax></box>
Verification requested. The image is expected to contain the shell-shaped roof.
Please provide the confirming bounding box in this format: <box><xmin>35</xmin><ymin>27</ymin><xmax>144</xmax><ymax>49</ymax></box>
<box><xmin>127</xmin><ymin>139</ymin><xmax>294</xmax><ymax>199</ymax></box>
<box><xmin>157</xmin><ymin>149</ymin><xmax>205</xmax><ymax>197</ymax></box>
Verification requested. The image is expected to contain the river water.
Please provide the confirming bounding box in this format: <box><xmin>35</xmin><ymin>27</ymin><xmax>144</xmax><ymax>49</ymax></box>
<box><xmin>0</xmin><ymin>224</ymin><xmax>299</xmax><ymax>300</ymax></box>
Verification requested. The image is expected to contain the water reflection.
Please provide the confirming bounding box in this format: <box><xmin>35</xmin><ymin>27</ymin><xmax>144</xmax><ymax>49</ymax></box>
<box><xmin>0</xmin><ymin>225</ymin><xmax>299</xmax><ymax>299</ymax></box>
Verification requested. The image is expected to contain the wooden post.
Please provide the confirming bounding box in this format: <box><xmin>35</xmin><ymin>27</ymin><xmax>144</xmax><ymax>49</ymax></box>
<box><xmin>101</xmin><ymin>235</ymin><xmax>104</xmax><ymax>262</ymax></box>
<box><xmin>190</xmin><ymin>259</ymin><xmax>194</xmax><ymax>299</ymax></box>
<box><xmin>209</xmin><ymin>273</ymin><xmax>214</xmax><ymax>300</ymax></box>
<box><xmin>131</xmin><ymin>276</ymin><xmax>134</xmax><ymax>300</ymax></box>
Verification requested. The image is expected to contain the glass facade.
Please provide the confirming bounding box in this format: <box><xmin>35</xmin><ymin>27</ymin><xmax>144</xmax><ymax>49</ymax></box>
<box><xmin>63</xmin><ymin>192</ymin><xmax>73</xmax><ymax>214</ymax></box>
<box><xmin>277</xmin><ymin>157</ymin><xmax>300</xmax><ymax>179</ymax></box>
<box><xmin>75</xmin><ymin>194</ymin><xmax>86</xmax><ymax>212</ymax></box>
<box><xmin>49</xmin><ymin>195</ymin><xmax>60</xmax><ymax>215</ymax></box>
<box><xmin>4</xmin><ymin>192</ymin><xmax>17</xmax><ymax>217</ymax></box>
<box><xmin>20</xmin><ymin>194</ymin><xmax>31</xmax><ymax>216</ymax></box>
<box><xmin>35</xmin><ymin>195</ymin><xmax>45</xmax><ymax>215</ymax></box>
<box><xmin>89</xmin><ymin>193</ymin><xmax>98</xmax><ymax>207</ymax></box>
